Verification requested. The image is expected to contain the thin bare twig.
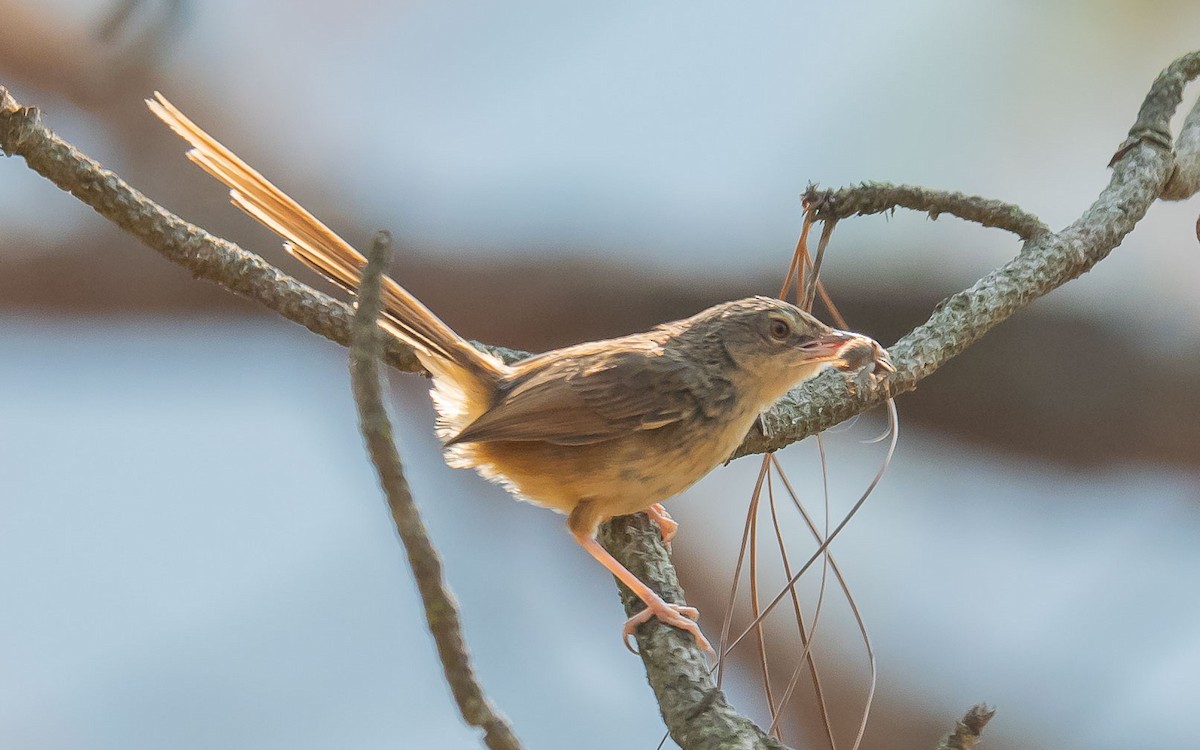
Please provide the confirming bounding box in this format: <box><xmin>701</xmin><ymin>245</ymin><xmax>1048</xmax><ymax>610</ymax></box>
<box><xmin>716</xmin><ymin>458</ymin><xmax>769</xmax><ymax>692</ymax></box>
<box><xmin>349</xmin><ymin>232</ymin><xmax>522</xmax><ymax>750</ymax></box>
<box><xmin>726</xmin><ymin>399</ymin><xmax>897</xmax><ymax>658</ymax></box>
<box><xmin>747</xmin><ymin>471</ymin><xmax>778</xmax><ymax>739</ymax></box>
<box><xmin>762</xmin><ymin>451</ymin><xmax>834</xmax><ymax>744</ymax></box>
<box><xmin>764</xmin><ymin>468</ymin><xmax>835</xmax><ymax>749</ymax></box>
<box><xmin>802</xmin><ymin>182</ymin><xmax>1051</xmax><ymax>242</ymax></box>
<box><xmin>800</xmin><ymin>219</ymin><xmax>836</xmax><ymax>310</ymax></box>
<box><xmin>3</xmin><ymin>48</ymin><xmax>1199</xmax><ymax>749</ymax></box>
<box><xmin>768</xmin><ymin>452</ymin><xmax>881</xmax><ymax>750</ymax></box>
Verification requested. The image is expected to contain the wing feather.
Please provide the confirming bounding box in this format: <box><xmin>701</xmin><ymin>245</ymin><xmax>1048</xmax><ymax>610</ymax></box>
<box><xmin>448</xmin><ymin>343</ymin><xmax>731</xmax><ymax>446</ymax></box>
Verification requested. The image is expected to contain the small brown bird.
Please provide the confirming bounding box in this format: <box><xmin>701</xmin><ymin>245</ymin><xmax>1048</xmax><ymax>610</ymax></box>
<box><xmin>149</xmin><ymin>94</ymin><xmax>893</xmax><ymax>653</ymax></box>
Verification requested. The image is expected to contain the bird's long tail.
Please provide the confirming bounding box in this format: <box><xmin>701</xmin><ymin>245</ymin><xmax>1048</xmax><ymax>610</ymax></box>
<box><xmin>147</xmin><ymin>93</ymin><xmax>505</xmax><ymax>436</ymax></box>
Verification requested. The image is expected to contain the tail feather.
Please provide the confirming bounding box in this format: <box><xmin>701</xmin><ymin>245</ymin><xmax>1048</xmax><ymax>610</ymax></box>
<box><xmin>147</xmin><ymin>93</ymin><xmax>507</xmax><ymax>389</ymax></box>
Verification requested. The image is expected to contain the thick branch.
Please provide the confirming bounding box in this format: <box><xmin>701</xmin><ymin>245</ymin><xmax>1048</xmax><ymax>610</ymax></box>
<box><xmin>6</xmin><ymin>64</ymin><xmax>1195</xmax><ymax>464</ymax></box>
<box><xmin>599</xmin><ymin>515</ymin><xmax>786</xmax><ymax>750</ymax></box>
<box><xmin>1161</xmin><ymin>90</ymin><xmax>1200</xmax><ymax>200</ymax></box>
<box><xmin>349</xmin><ymin>233</ymin><xmax>522</xmax><ymax>750</ymax></box>
<box><xmin>735</xmin><ymin>50</ymin><xmax>1200</xmax><ymax>458</ymax></box>
<box><xmin>3</xmin><ymin>49</ymin><xmax>1198</xmax><ymax>749</ymax></box>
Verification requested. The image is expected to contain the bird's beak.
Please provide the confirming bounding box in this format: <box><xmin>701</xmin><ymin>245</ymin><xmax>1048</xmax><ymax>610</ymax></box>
<box><xmin>805</xmin><ymin>331</ymin><xmax>895</xmax><ymax>375</ymax></box>
<box><xmin>799</xmin><ymin>330</ymin><xmax>861</xmax><ymax>361</ymax></box>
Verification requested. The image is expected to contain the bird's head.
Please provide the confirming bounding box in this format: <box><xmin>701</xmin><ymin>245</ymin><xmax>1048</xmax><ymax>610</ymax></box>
<box><xmin>682</xmin><ymin>296</ymin><xmax>893</xmax><ymax>408</ymax></box>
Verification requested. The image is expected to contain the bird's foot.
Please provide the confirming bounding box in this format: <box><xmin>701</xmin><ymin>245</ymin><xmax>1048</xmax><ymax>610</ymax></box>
<box><xmin>622</xmin><ymin>593</ymin><xmax>712</xmax><ymax>655</ymax></box>
<box><xmin>646</xmin><ymin>503</ymin><xmax>678</xmax><ymax>545</ymax></box>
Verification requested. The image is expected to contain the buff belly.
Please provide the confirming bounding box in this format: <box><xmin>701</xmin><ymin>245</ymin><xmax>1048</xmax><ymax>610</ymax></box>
<box><xmin>451</xmin><ymin>411</ymin><xmax>757</xmax><ymax>519</ymax></box>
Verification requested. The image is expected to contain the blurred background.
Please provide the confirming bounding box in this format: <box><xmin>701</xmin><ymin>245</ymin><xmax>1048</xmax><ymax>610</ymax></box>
<box><xmin>2</xmin><ymin>1</ymin><xmax>1199</xmax><ymax>748</ymax></box>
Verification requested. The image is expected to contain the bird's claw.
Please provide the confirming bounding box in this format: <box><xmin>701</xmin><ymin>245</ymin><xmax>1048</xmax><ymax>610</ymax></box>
<box><xmin>646</xmin><ymin>503</ymin><xmax>678</xmax><ymax>545</ymax></box>
<box><xmin>622</xmin><ymin>600</ymin><xmax>712</xmax><ymax>655</ymax></box>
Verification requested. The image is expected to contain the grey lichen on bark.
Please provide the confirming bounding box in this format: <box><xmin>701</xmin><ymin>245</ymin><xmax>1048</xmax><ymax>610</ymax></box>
<box><xmin>1161</xmin><ymin>91</ymin><xmax>1200</xmax><ymax>201</ymax></box>
<box><xmin>736</xmin><ymin>50</ymin><xmax>1200</xmax><ymax>457</ymax></box>
<box><xmin>803</xmin><ymin>182</ymin><xmax>1051</xmax><ymax>241</ymax></box>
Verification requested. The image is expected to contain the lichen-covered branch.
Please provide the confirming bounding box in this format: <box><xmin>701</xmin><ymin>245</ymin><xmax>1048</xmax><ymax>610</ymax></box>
<box><xmin>803</xmin><ymin>182</ymin><xmax>1050</xmax><ymax>241</ymax></box>
<box><xmin>349</xmin><ymin>232</ymin><xmax>523</xmax><ymax>750</ymax></box>
<box><xmin>599</xmin><ymin>515</ymin><xmax>787</xmax><ymax>750</ymax></box>
<box><xmin>0</xmin><ymin>85</ymin><xmax>425</xmax><ymax>372</ymax></box>
<box><xmin>5</xmin><ymin>61</ymin><xmax>1197</xmax><ymax>464</ymax></box>
<box><xmin>735</xmin><ymin>49</ymin><xmax>1200</xmax><ymax>458</ymax></box>
<box><xmin>1161</xmin><ymin>89</ymin><xmax>1200</xmax><ymax>201</ymax></box>
<box><xmin>3</xmin><ymin>48</ymin><xmax>1198</xmax><ymax>750</ymax></box>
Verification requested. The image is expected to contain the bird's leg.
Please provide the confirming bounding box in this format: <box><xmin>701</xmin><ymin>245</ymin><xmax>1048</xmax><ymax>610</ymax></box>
<box><xmin>645</xmin><ymin>503</ymin><xmax>678</xmax><ymax>545</ymax></box>
<box><xmin>568</xmin><ymin>502</ymin><xmax>712</xmax><ymax>654</ymax></box>
<box><xmin>573</xmin><ymin>534</ymin><xmax>712</xmax><ymax>654</ymax></box>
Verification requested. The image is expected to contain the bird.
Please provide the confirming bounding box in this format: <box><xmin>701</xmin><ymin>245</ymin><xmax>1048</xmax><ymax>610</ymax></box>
<box><xmin>148</xmin><ymin>93</ymin><xmax>893</xmax><ymax>654</ymax></box>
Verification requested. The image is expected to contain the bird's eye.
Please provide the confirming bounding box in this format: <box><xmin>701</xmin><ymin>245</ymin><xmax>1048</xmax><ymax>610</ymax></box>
<box><xmin>768</xmin><ymin>317</ymin><xmax>791</xmax><ymax>341</ymax></box>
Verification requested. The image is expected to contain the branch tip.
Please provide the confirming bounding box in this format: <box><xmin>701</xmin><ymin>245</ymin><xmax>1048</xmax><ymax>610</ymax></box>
<box><xmin>802</xmin><ymin>182</ymin><xmax>1050</xmax><ymax>242</ymax></box>
<box><xmin>936</xmin><ymin>704</ymin><xmax>996</xmax><ymax>750</ymax></box>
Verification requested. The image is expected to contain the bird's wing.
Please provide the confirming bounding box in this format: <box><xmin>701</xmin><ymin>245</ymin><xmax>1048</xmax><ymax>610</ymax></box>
<box><xmin>447</xmin><ymin>343</ymin><xmax>731</xmax><ymax>446</ymax></box>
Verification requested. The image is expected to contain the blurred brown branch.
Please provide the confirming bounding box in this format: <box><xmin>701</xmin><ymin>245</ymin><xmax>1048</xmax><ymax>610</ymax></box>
<box><xmin>2</xmin><ymin>48</ymin><xmax>1198</xmax><ymax>750</ymax></box>
<box><xmin>0</xmin><ymin>0</ymin><xmax>184</xmax><ymax>108</ymax></box>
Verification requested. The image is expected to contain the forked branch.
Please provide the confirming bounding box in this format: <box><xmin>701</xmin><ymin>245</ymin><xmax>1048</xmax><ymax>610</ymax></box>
<box><xmin>735</xmin><ymin>50</ymin><xmax>1200</xmax><ymax>458</ymax></box>
<box><xmin>3</xmin><ymin>49</ymin><xmax>1198</xmax><ymax>750</ymax></box>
